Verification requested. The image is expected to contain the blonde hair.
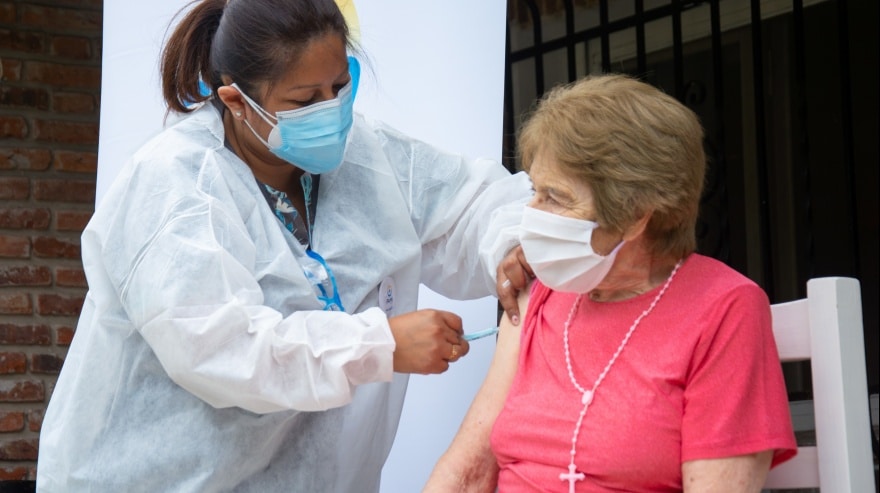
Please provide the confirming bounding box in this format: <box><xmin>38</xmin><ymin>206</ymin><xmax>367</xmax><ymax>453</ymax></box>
<box><xmin>518</xmin><ymin>74</ymin><xmax>706</xmax><ymax>259</ymax></box>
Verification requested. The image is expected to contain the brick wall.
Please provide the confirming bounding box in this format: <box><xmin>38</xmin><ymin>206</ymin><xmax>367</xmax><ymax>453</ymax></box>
<box><xmin>0</xmin><ymin>0</ymin><xmax>102</xmax><ymax>480</ymax></box>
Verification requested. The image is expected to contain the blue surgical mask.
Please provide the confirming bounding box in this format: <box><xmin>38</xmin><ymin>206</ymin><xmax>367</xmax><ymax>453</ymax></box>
<box><xmin>233</xmin><ymin>56</ymin><xmax>360</xmax><ymax>174</ymax></box>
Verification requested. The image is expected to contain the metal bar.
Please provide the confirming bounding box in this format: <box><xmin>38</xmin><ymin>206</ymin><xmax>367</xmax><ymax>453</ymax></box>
<box><xmin>708</xmin><ymin>0</ymin><xmax>729</xmax><ymax>261</ymax></box>
<box><xmin>835</xmin><ymin>0</ymin><xmax>859</xmax><ymax>275</ymax></box>
<box><xmin>520</xmin><ymin>0</ymin><xmax>545</xmax><ymax>95</ymax></box>
<box><xmin>503</xmin><ymin>23</ymin><xmax>517</xmax><ymax>173</ymax></box>
<box><xmin>599</xmin><ymin>0</ymin><xmax>610</xmax><ymax>72</ymax></box>
<box><xmin>563</xmin><ymin>0</ymin><xmax>576</xmax><ymax>81</ymax></box>
<box><xmin>784</xmin><ymin>0</ymin><xmax>815</xmax><ymax>394</ymax></box>
<box><xmin>635</xmin><ymin>0</ymin><xmax>647</xmax><ymax>75</ymax></box>
<box><xmin>791</xmin><ymin>0</ymin><xmax>813</xmax><ymax>282</ymax></box>
<box><xmin>749</xmin><ymin>0</ymin><xmax>775</xmax><ymax>296</ymax></box>
<box><xmin>672</xmin><ymin>0</ymin><xmax>685</xmax><ymax>99</ymax></box>
<box><xmin>509</xmin><ymin>1</ymin><xmax>708</xmax><ymax>62</ymax></box>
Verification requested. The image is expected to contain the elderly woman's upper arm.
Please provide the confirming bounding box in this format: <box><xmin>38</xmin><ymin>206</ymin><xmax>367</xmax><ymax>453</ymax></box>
<box><xmin>423</xmin><ymin>287</ymin><xmax>529</xmax><ymax>492</ymax></box>
<box><xmin>682</xmin><ymin>451</ymin><xmax>773</xmax><ymax>492</ymax></box>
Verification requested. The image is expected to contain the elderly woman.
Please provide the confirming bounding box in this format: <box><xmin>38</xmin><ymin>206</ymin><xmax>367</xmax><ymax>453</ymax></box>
<box><xmin>425</xmin><ymin>74</ymin><xmax>796</xmax><ymax>492</ymax></box>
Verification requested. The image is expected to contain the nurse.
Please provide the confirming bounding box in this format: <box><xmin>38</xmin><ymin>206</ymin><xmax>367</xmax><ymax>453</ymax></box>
<box><xmin>36</xmin><ymin>0</ymin><xmax>531</xmax><ymax>491</ymax></box>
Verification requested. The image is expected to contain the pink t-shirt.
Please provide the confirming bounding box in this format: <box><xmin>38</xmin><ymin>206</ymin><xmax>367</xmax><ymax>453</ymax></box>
<box><xmin>490</xmin><ymin>254</ymin><xmax>797</xmax><ymax>492</ymax></box>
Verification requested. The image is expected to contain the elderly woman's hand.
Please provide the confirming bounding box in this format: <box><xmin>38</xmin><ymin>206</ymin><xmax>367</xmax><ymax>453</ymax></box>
<box><xmin>496</xmin><ymin>245</ymin><xmax>533</xmax><ymax>325</ymax></box>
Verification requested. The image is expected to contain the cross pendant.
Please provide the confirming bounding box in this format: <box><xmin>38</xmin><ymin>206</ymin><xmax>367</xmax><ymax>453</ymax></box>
<box><xmin>559</xmin><ymin>463</ymin><xmax>585</xmax><ymax>493</ymax></box>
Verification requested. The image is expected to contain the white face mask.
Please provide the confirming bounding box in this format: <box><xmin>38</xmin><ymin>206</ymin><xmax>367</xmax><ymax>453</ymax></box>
<box><xmin>519</xmin><ymin>205</ymin><xmax>623</xmax><ymax>294</ymax></box>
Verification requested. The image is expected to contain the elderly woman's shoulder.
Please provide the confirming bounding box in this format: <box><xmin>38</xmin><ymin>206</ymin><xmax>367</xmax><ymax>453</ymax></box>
<box><xmin>681</xmin><ymin>254</ymin><xmax>768</xmax><ymax>300</ymax></box>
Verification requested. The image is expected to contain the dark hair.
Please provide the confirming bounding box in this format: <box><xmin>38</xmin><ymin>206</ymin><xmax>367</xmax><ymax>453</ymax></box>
<box><xmin>161</xmin><ymin>0</ymin><xmax>350</xmax><ymax>113</ymax></box>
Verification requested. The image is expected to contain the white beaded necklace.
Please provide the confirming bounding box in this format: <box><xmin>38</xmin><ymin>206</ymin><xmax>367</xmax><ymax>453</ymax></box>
<box><xmin>558</xmin><ymin>260</ymin><xmax>682</xmax><ymax>492</ymax></box>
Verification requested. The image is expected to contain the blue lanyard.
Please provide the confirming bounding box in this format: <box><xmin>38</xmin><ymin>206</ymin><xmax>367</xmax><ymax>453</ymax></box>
<box><xmin>258</xmin><ymin>175</ymin><xmax>345</xmax><ymax>311</ymax></box>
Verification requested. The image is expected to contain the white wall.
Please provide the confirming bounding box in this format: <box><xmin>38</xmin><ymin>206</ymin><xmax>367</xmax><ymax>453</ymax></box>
<box><xmin>99</xmin><ymin>1</ymin><xmax>507</xmax><ymax>491</ymax></box>
<box><xmin>351</xmin><ymin>5</ymin><xmax>507</xmax><ymax>491</ymax></box>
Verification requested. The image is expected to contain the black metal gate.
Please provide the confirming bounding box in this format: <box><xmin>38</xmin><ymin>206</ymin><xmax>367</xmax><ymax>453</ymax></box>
<box><xmin>503</xmin><ymin>0</ymin><xmax>878</xmax><ymax>395</ymax></box>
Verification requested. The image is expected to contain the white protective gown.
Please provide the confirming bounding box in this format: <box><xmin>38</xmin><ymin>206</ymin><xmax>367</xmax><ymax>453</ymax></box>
<box><xmin>37</xmin><ymin>104</ymin><xmax>531</xmax><ymax>492</ymax></box>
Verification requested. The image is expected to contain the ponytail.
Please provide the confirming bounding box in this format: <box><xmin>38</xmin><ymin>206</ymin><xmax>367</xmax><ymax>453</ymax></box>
<box><xmin>161</xmin><ymin>0</ymin><xmax>225</xmax><ymax>113</ymax></box>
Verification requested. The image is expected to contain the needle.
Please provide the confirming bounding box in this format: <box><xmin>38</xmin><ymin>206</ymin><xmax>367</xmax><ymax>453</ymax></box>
<box><xmin>463</xmin><ymin>326</ymin><xmax>499</xmax><ymax>341</ymax></box>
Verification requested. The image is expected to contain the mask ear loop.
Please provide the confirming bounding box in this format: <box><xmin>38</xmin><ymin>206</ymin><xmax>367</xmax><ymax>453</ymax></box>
<box><xmin>587</xmin><ymin>222</ymin><xmax>625</xmax><ymax>258</ymax></box>
<box><xmin>230</xmin><ymin>83</ymin><xmax>276</xmax><ymax>148</ymax></box>
<box><xmin>606</xmin><ymin>239</ymin><xmax>625</xmax><ymax>257</ymax></box>
<box><xmin>347</xmin><ymin>55</ymin><xmax>360</xmax><ymax>101</ymax></box>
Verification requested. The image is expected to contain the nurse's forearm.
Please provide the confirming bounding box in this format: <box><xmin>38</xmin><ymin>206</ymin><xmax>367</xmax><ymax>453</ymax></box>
<box><xmin>142</xmin><ymin>305</ymin><xmax>395</xmax><ymax>413</ymax></box>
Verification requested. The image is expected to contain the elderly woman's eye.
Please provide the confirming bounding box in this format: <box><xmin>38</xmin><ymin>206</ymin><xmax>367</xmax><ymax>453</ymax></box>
<box><xmin>546</xmin><ymin>193</ymin><xmax>564</xmax><ymax>205</ymax></box>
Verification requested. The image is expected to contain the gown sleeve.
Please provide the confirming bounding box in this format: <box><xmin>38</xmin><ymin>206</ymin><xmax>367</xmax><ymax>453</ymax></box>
<box><xmin>371</xmin><ymin>120</ymin><xmax>533</xmax><ymax>299</ymax></box>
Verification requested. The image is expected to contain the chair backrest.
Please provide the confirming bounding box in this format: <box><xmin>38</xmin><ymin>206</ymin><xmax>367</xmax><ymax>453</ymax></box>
<box><xmin>763</xmin><ymin>277</ymin><xmax>875</xmax><ymax>491</ymax></box>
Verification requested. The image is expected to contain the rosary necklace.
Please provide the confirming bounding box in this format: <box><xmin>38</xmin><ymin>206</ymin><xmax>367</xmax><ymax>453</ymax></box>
<box><xmin>559</xmin><ymin>260</ymin><xmax>682</xmax><ymax>492</ymax></box>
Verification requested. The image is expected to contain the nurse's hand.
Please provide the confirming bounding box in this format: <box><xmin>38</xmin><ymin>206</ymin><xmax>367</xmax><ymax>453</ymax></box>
<box><xmin>389</xmin><ymin>309</ymin><xmax>469</xmax><ymax>374</ymax></box>
<box><xmin>496</xmin><ymin>245</ymin><xmax>533</xmax><ymax>326</ymax></box>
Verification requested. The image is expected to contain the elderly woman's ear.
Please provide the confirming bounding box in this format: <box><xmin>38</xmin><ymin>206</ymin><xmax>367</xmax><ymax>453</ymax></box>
<box><xmin>622</xmin><ymin>210</ymin><xmax>653</xmax><ymax>242</ymax></box>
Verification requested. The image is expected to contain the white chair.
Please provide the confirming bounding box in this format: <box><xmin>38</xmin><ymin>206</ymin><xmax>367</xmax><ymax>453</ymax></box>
<box><xmin>764</xmin><ymin>277</ymin><xmax>875</xmax><ymax>491</ymax></box>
